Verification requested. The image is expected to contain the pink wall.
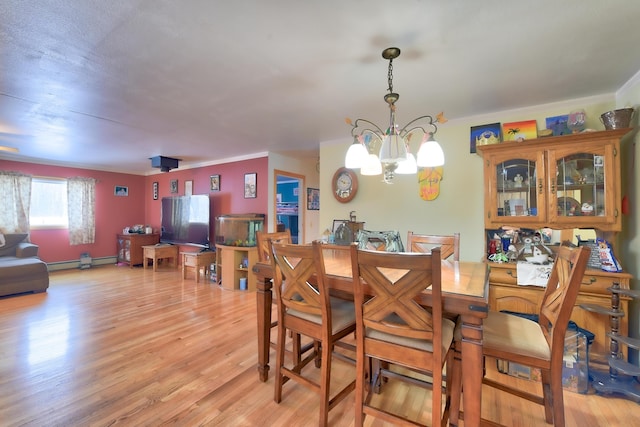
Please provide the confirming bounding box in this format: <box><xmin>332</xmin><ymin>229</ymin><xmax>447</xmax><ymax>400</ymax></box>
<box><xmin>144</xmin><ymin>157</ymin><xmax>269</xmax><ymax>234</ymax></box>
<box><xmin>1</xmin><ymin>156</ymin><xmax>268</xmax><ymax>263</ymax></box>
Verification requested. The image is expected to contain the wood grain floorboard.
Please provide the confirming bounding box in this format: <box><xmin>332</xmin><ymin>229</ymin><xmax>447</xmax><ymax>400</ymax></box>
<box><xmin>0</xmin><ymin>265</ymin><xmax>638</xmax><ymax>426</ymax></box>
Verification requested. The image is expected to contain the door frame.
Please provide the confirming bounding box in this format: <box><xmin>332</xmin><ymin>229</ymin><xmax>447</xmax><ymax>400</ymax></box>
<box><xmin>273</xmin><ymin>169</ymin><xmax>305</xmax><ymax>244</ymax></box>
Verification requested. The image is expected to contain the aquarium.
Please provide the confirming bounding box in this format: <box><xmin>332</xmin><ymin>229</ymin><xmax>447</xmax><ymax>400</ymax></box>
<box><xmin>215</xmin><ymin>213</ymin><xmax>265</xmax><ymax>247</ymax></box>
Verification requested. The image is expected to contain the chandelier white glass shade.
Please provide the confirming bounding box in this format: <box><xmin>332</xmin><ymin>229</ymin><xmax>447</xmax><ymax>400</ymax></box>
<box><xmin>345</xmin><ymin>47</ymin><xmax>446</xmax><ymax>183</ymax></box>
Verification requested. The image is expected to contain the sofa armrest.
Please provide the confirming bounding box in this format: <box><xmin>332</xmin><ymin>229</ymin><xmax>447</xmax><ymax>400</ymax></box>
<box><xmin>15</xmin><ymin>242</ymin><xmax>39</xmax><ymax>258</ymax></box>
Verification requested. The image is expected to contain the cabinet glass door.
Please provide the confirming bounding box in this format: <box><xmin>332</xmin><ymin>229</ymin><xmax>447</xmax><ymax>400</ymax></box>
<box><xmin>548</xmin><ymin>141</ymin><xmax>620</xmax><ymax>231</ymax></box>
<box><xmin>489</xmin><ymin>151</ymin><xmax>544</xmax><ymax>226</ymax></box>
<box><xmin>555</xmin><ymin>153</ymin><xmax>605</xmax><ymax>217</ymax></box>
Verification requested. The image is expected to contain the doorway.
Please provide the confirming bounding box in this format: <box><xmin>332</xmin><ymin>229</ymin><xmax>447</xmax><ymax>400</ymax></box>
<box><xmin>274</xmin><ymin>170</ymin><xmax>304</xmax><ymax>244</ymax></box>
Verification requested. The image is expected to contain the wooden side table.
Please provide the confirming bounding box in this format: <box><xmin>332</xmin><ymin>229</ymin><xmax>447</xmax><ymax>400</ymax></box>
<box><xmin>182</xmin><ymin>251</ymin><xmax>216</xmax><ymax>283</ymax></box>
<box><xmin>142</xmin><ymin>244</ymin><xmax>179</xmax><ymax>271</ymax></box>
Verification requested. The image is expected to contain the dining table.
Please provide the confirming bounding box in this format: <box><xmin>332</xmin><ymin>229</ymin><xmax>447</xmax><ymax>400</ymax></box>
<box><xmin>252</xmin><ymin>246</ymin><xmax>489</xmax><ymax>427</ymax></box>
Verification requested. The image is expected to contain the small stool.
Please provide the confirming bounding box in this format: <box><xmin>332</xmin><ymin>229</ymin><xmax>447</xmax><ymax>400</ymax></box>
<box><xmin>181</xmin><ymin>251</ymin><xmax>216</xmax><ymax>283</ymax></box>
<box><xmin>142</xmin><ymin>244</ymin><xmax>179</xmax><ymax>271</ymax></box>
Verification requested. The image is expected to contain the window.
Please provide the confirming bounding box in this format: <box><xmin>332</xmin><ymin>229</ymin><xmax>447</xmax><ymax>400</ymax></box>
<box><xmin>30</xmin><ymin>178</ymin><xmax>68</xmax><ymax>228</ymax></box>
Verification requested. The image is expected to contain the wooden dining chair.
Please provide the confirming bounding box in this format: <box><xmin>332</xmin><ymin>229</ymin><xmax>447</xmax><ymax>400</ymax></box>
<box><xmin>406</xmin><ymin>231</ymin><xmax>460</xmax><ymax>261</ymax></box>
<box><xmin>256</xmin><ymin>230</ymin><xmax>292</xmax><ymax>335</ymax></box>
<box><xmin>271</xmin><ymin>241</ymin><xmax>356</xmax><ymax>427</ymax></box>
<box><xmin>349</xmin><ymin>246</ymin><xmax>456</xmax><ymax>426</ymax></box>
<box><xmin>449</xmin><ymin>243</ymin><xmax>590</xmax><ymax>427</ymax></box>
<box><xmin>256</xmin><ymin>230</ymin><xmax>312</xmax><ymax>362</ymax></box>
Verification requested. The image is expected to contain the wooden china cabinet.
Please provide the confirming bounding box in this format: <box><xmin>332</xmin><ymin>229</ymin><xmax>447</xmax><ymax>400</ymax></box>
<box><xmin>477</xmin><ymin>128</ymin><xmax>632</xmax><ymax>366</ymax></box>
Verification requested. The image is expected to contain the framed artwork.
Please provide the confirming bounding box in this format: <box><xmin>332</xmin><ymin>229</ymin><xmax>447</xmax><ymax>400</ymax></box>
<box><xmin>332</xmin><ymin>219</ymin><xmax>348</xmax><ymax>233</ymax></box>
<box><xmin>307</xmin><ymin>188</ymin><xmax>319</xmax><ymax>210</ymax></box>
<box><xmin>185</xmin><ymin>180</ymin><xmax>193</xmax><ymax>196</ymax></box>
<box><xmin>170</xmin><ymin>179</ymin><xmax>178</xmax><ymax>194</ymax></box>
<box><xmin>114</xmin><ymin>185</ymin><xmax>128</xmax><ymax>196</ymax></box>
<box><xmin>470</xmin><ymin>122</ymin><xmax>502</xmax><ymax>153</ymax></box>
<box><xmin>244</xmin><ymin>173</ymin><xmax>257</xmax><ymax>198</ymax></box>
<box><xmin>545</xmin><ymin>114</ymin><xmax>571</xmax><ymax>136</ymax></box>
<box><xmin>152</xmin><ymin>181</ymin><xmax>158</xmax><ymax>200</ymax></box>
<box><xmin>210</xmin><ymin>174</ymin><xmax>220</xmax><ymax>191</ymax></box>
<box><xmin>503</xmin><ymin>120</ymin><xmax>538</xmax><ymax>142</ymax></box>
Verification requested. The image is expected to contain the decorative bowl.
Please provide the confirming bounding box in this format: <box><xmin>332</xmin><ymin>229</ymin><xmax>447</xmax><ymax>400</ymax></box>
<box><xmin>600</xmin><ymin>108</ymin><xmax>634</xmax><ymax>130</ymax></box>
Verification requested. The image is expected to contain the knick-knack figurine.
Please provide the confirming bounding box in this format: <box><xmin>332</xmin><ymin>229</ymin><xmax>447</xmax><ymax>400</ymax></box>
<box><xmin>514</xmin><ymin>174</ymin><xmax>524</xmax><ymax>188</ymax></box>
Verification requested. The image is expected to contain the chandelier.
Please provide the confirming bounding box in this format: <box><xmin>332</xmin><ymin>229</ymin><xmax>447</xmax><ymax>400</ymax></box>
<box><xmin>345</xmin><ymin>47</ymin><xmax>446</xmax><ymax>183</ymax></box>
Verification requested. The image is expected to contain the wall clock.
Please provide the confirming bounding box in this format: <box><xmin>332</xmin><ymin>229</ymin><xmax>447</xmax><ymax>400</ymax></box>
<box><xmin>332</xmin><ymin>167</ymin><xmax>358</xmax><ymax>203</ymax></box>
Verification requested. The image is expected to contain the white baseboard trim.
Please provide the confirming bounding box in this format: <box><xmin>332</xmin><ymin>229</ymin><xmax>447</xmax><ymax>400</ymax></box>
<box><xmin>47</xmin><ymin>256</ymin><xmax>118</xmax><ymax>271</ymax></box>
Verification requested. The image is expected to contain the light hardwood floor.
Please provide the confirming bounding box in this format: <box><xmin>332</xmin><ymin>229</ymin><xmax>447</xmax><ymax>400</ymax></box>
<box><xmin>0</xmin><ymin>265</ymin><xmax>638</xmax><ymax>426</ymax></box>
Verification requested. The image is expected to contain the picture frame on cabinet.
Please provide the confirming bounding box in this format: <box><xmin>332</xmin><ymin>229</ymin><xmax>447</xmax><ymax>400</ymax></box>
<box><xmin>307</xmin><ymin>188</ymin><xmax>319</xmax><ymax>210</ymax></box>
<box><xmin>332</xmin><ymin>219</ymin><xmax>348</xmax><ymax>233</ymax></box>
<box><xmin>152</xmin><ymin>181</ymin><xmax>158</xmax><ymax>200</ymax></box>
<box><xmin>545</xmin><ymin>115</ymin><xmax>571</xmax><ymax>136</ymax></box>
<box><xmin>185</xmin><ymin>180</ymin><xmax>193</xmax><ymax>196</ymax></box>
<box><xmin>210</xmin><ymin>174</ymin><xmax>220</xmax><ymax>191</ymax></box>
<box><xmin>114</xmin><ymin>185</ymin><xmax>128</xmax><ymax>196</ymax></box>
<box><xmin>170</xmin><ymin>179</ymin><xmax>178</xmax><ymax>194</ymax></box>
<box><xmin>503</xmin><ymin>120</ymin><xmax>538</xmax><ymax>142</ymax></box>
<box><xmin>244</xmin><ymin>173</ymin><xmax>257</xmax><ymax>198</ymax></box>
<box><xmin>470</xmin><ymin>122</ymin><xmax>502</xmax><ymax>153</ymax></box>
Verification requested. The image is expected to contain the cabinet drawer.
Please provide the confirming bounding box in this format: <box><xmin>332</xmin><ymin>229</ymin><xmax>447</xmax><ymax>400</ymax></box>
<box><xmin>579</xmin><ymin>270</ymin><xmax>631</xmax><ymax>296</ymax></box>
<box><xmin>488</xmin><ymin>264</ymin><xmax>517</xmax><ymax>286</ymax></box>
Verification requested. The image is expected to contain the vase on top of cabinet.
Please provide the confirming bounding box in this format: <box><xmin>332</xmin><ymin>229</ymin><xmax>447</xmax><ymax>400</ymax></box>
<box><xmin>477</xmin><ymin>128</ymin><xmax>630</xmax><ymax>232</ymax></box>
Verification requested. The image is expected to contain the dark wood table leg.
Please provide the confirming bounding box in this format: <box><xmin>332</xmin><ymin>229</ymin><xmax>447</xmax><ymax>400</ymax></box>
<box><xmin>255</xmin><ymin>275</ymin><xmax>272</xmax><ymax>382</ymax></box>
<box><xmin>460</xmin><ymin>314</ymin><xmax>484</xmax><ymax>427</ymax></box>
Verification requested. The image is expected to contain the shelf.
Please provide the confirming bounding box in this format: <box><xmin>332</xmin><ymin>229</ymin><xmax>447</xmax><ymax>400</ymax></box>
<box><xmin>216</xmin><ymin>245</ymin><xmax>257</xmax><ymax>291</ymax></box>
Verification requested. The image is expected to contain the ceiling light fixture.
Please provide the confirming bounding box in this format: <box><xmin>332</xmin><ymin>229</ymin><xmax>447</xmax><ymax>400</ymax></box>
<box><xmin>345</xmin><ymin>47</ymin><xmax>446</xmax><ymax>183</ymax></box>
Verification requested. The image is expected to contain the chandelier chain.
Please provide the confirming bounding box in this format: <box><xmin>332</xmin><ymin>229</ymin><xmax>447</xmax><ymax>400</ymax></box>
<box><xmin>387</xmin><ymin>59</ymin><xmax>394</xmax><ymax>96</ymax></box>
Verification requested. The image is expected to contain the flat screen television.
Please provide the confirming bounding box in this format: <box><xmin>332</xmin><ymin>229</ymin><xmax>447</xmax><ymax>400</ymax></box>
<box><xmin>160</xmin><ymin>195</ymin><xmax>211</xmax><ymax>247</ymax></box>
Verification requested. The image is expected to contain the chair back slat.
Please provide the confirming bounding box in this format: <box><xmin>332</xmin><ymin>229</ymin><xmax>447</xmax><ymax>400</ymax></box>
<box><xmin>539</xmin><ymin>243</ymin><xmax>590</xmax><ymax>353</ymax></box>
<box><xmin>271</xmin><ymin>242</ymin><xmax>328</xmax><ymax>319</ymax></box>
<box><xmin>407</xmin><ymin>231</ymin><xmax>460</xmax><ymax>261</ymax></box>
<box><xmin>351</xmin><ymin>247</ymin><xmax>442</xmax><ymax>345</ymax></box>
<box><xmin>256</xmin><ymin>230</ymin><xmax>291</xmax><ymax>263</ymax></box>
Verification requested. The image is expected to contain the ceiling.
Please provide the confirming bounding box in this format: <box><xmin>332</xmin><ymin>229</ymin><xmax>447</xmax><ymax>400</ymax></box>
<box><xmin>2</xmin><ymin>0</ymin><xmax>640</xmax><ymax>175</ymax></box>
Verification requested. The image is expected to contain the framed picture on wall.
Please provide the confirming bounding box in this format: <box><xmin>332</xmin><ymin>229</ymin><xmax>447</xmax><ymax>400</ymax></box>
<box><xmin>307</xmin><ymin>188</ymin><xmax>319</xmax><ymax>210</ymax></box>
<box><xmin>114</xmin><ymin>185</ymin><xmax>128</xmax><ymax>196</ymax></box>
<box><xmin>152</xmin><ymin>181</ymin><xmax>158</xmax><ymax>200</ymax></box>
<box><xmin>170</xmin><ymin>179</ymin><xmax>178</xmax><ymax>194</ymax></box>
<box><xmin>244</xmin><ymin>173</ymin><xmax>257</xmax><ymax>198</ymax></box>
<box><xmin>210</xmin><ymin>174</ymin><xmax>220</xmax><ymax>191</ymax></box>
<box><xmin>185</xmin><ymin>180</ymin><xmax>193</xmax><ymax>196</ymax></box>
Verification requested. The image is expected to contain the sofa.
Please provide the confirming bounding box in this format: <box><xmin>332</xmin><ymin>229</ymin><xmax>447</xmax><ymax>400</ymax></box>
<box><xmin>0</xmin><ymin>233</ymin><xmax>49</xmax><ymax>297</ymax></box>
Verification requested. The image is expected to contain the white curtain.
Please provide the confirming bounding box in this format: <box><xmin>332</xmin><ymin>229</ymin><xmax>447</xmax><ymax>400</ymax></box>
<box><xmin>0</xmin><ymin>171</ymin><xmax>32</xmax><ymax>234</ymax></box>
<box><xmin>67</xmin><ymin>177</ymin><xmax>96</xmax><ymax>245</ymax></box>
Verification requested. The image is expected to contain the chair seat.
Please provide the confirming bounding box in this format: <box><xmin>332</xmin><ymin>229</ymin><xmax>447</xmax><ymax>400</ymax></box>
<box><xmin>483</xmin><ymin>311</ymin><xmax>550</xmax><ymax>361</ymax></box>
<box><xmin>366</xmin><ymin>315</ymin><xmax>455</xmax><ymax>354</ymax></box>
<box><xmin>288</xmin><ymin>297</ymin><xmax>356</xmax><ymax>334</ymax></box>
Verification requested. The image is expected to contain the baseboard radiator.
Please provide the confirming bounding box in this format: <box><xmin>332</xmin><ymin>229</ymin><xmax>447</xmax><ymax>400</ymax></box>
<box><xmin>47</xmin><ymin>256</ymin><xmax>118</xmax><ymax>271</ymax></box>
